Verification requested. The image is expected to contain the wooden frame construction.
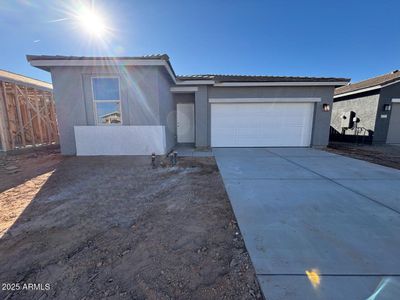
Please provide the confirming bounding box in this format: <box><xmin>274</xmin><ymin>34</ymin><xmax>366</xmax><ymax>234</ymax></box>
<box><xmin>0</xmin><ymin>72</ymin><xmax>58</xmax><ymax>151</ymax></box>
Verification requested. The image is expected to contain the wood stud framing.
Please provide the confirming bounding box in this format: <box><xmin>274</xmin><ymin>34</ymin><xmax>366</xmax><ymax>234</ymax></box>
<box><xmin>0</xmin><ymin>79</ymin><xmax>58</xmax><ymax>151</ymax></box>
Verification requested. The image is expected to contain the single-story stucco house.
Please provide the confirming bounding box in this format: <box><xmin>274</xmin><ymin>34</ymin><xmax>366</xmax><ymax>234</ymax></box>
<box><xmin>27</xmin><ymin>54</ymin><xmax>349</xmax><ymax>155</ymax></box>
<box><xmin>331</xmin><ymin>70</ymin><xmax>400</xmax><ymax>144</ymax></box>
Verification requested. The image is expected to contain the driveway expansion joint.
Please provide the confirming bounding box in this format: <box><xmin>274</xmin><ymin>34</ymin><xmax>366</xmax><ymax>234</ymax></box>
<box><xmin>272</xmin><ymin>151</ymin><xmax>400</xmax><ymax>216</ymax></box>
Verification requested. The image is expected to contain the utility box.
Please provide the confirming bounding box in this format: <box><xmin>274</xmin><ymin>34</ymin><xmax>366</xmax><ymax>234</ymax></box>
<box><xmin>341</xmin><ymin>111</ymin><xmax>356</xmax><ymax>129</ymax></box>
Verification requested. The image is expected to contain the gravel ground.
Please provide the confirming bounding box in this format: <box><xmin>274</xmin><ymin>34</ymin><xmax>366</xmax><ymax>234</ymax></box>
<box><xmin>326</xmin><ymin>142</ymin><xmax>400</xmax><ymax>170</ymax></box>
<box><xmin>0</xmin><ymin>151</ymin><xmax>262</xmax><ymax>300</ymax></box>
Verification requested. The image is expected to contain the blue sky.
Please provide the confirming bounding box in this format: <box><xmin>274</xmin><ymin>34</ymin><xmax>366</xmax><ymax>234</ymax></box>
<box><xmin>0</xmin><ymin>0</ymin><xmax>399</xmax><ymax>83</ymax></box>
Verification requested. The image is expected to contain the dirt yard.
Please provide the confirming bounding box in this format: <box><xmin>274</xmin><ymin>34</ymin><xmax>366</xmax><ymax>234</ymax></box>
<box><xmin>0</xmin><ymin>147</ymin><xmax>62</xmax><ymax>193</ymax></box>
<box><xmin>0</xmin><ymin>150</ymin><xmax>262</xmax><ymax>300</ymax></box>
<box><xmin>327</xmin><ymin>142</ymin><xmax>400</xmax><ymax>170</ymax></box>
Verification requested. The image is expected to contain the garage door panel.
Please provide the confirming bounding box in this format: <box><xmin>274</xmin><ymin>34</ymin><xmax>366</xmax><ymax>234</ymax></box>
<box><xmin>211</xmin><ymin>102</ymin><xmax>314</xmax><ymax>147</ymax></box>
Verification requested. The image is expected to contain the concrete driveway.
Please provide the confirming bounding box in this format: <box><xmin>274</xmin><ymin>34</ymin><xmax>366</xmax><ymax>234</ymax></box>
<box><xmin>214</xmin><ymin>148</ymin><xmax>400</xmax><ymax>300</ymax></box>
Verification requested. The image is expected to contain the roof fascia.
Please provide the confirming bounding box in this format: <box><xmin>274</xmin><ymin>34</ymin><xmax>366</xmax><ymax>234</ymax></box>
<box><xmin>29</xmin><ymin>59</ymin><xmax>176</xmax><ymax>84</ymax></box>
<box><xmin>214</xmin><ymin>81</ymin><xmax>349</xmax><ymax>87</ymax></box>
<box><xmin>334</xmin><ymin>85</ymin><xmax>382</xmax><ymax>98</ymax></box>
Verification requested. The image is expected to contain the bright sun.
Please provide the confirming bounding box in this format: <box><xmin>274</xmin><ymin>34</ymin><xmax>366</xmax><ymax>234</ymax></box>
<box><xmin>77</xmin><ymin>7</ymin><xmax>107</xmax><ymax>37</ymax></box>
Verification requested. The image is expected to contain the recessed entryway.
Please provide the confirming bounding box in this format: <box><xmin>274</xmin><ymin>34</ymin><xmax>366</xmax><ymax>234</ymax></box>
<box><xmin>177</xmin><ymin>103</ymin><xmax>195</xmax><ymax>143</ymax></box>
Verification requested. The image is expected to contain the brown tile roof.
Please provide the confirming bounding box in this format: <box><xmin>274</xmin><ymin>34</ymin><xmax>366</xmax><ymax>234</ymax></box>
<box><xmin>0</xmin><ymin>69</ymin><xmax>52</xmax><ymax>90</ymax></box>
<box><xmin>177</xmin><ymin>74</ymin><xmax>349</xmax><ymax>83</ymax></box>
<box><xmin>335</xmin><ymin>70</ymin><xmax>400</xmax><ymax>96</ymax></box>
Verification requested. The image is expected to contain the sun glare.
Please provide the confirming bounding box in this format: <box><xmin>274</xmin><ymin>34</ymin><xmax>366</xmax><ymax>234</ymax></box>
<box><xmin>305</xmin><ymin>269</ymin><xmax>321</xmax><ymax>289</ymax></box>
<box><xmin>77</xmin><ymin>7</ymin><xmax>107</xmax><ymax>38</ymax></box>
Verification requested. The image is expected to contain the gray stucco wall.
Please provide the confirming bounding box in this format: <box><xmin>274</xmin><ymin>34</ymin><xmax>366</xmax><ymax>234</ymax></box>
<box><xmin>195</xmin><ymin>86</ymin><xmax>208</xmax><ymax>147</ymax></box>
<box><xmin>82</xmin><ymin>66</ymin><xmax>160</xmax><ymax>126</ymax></box>
<box><xmin>206</xmin><ymin>86</ymin><xmax>335</xmax><ymax>147</ymax></box>
<box><xmin>331</xmin><ymin>93</ymin><xmax>380</xmax><ymax>136</ymax></box>
<box><xmin>331</xmin><ymin>81</ymin><xmax>400</xmax><ymax>144</ymax></box>
<box><xmin>158</xmin><ymin>68</ymin><xmax>176</xmax><ymax>152</ymax></box>
<box><xmin>387</xmin><ymin>103</ymin><xmax>400</xmax><ymax>143</ymax></box>
<box><xmin>174</xmin><ymin>93</ymin><xmax>195</xmax><ymax>104</ymax></box>
<box><xmin>50</xmin><ymin>67</ymin><xmax>87</xmax><ymax>155</ymax></box>
<box><xmin>50</xmin><ymin>65</ymin><xmax>170</xmax><ymax>154</ymax></box>
<box><xmin>376</xmin><ymin>82</ymin><xmax>400</xmax><ymax>143</ymax></box>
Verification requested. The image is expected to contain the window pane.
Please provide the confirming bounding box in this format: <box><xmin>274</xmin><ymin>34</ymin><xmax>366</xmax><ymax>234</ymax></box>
<box><xmin>92</xmin><ymin>78</ymin><xmax>120</xmax><ymax>100</ymax></box>
<box><xmin>96</xmin><ymin>102</ymin><xmax>121</xmax><ymax>124</ymax></box>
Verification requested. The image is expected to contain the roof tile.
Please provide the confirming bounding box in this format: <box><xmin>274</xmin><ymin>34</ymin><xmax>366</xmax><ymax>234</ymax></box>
<box><xmin>335</xmin><ymin>70</ymin><xmax>400</xmax><ymax>96</ymax></box>
<box><xmin>26</xmin><ymin>54</ymin><xmax>350</xmax><ymax>84</ymax></box>
<box><xmin>177</xmin><ymin>74</ymin><xmax>349</xmax><ymax>83</ymax></box>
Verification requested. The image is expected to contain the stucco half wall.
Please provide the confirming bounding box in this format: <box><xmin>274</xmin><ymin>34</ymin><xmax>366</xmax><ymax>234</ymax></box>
<box><xmin>74</xmin><ymin>126</ymin><xmax>167</xmax><ymax>155</ymax></box>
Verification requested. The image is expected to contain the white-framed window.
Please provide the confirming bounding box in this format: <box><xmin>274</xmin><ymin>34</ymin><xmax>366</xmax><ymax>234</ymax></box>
<box><xmin>91</xmin><ymin>76</ymin><xmax>122</xmax><ymax>125</ymax></box>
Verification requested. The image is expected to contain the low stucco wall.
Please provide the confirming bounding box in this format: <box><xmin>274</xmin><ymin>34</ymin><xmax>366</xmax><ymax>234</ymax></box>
<box><xmin>74</xmin><ymin>126</ymin><xmax>166</xmax><ymax>155</ymax></box>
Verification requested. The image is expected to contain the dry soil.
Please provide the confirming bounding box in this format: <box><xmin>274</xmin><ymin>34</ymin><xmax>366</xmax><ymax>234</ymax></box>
<box><xmin>0</xmin><ymin>150</ymin><xmax>262</xmax><ymax>300</ymax></box>
<box><xmin>327</xmin><ymin>142</ymin><xmax>400</xmax><ymax>170</ymax></box>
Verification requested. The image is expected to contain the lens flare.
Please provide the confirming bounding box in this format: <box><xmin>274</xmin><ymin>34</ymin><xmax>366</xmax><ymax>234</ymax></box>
<box><xmin>305</xmin><ymin>269</ymin><xmax>321</xmax><ymax>289</ymax></box>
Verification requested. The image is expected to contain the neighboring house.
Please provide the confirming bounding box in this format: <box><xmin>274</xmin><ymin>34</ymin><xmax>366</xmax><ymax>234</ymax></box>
<box><xmin>0</xmin><ymin>69</ymin><xmax>58</xmax><ymax>152</ymax></box>
<box><xmin>27</xmin><ymin>54</ymin><xmax>349</xmax><ymax>155</ymax></box>
<box><xmin>98</xmin><ymin>111</ymin><xmax>121</xmax><ymax>125</ymax></box>
<box><xmin>332</xmin><ymin>70</ymin><xmax>400</xmax><ymax>144</ymax></box>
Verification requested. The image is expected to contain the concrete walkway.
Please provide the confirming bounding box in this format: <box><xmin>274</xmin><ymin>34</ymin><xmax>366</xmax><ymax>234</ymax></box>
<box><xmin>214</xmin><ymin>148</ymin><xmax>400</xmax><ymax>300</ymax></box>
<box><xmin>173</xmin><ymin>145</ymin><xmax>213</xmax><ymax>157</ymax></box>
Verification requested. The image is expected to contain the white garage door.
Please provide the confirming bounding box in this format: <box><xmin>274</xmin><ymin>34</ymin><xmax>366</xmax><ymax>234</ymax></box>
<box><xmin>211</xmin><ymin>102</ymin><xmax>314</xmax><ymax>147</ymax></box>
